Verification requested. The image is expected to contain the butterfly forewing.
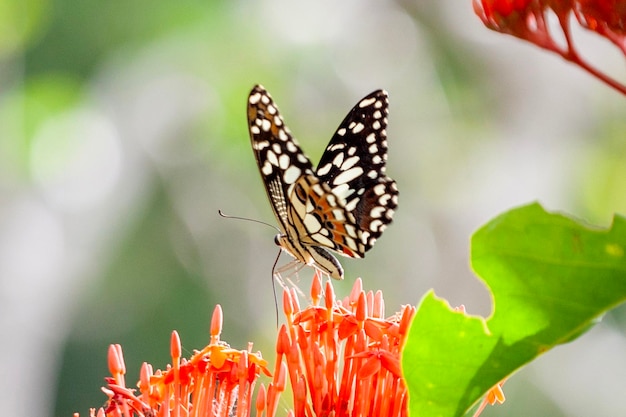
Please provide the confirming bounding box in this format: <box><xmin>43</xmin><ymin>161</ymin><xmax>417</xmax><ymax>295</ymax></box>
<box><xmin>248</xmin><ymin>86</ymin><xmax>314</xmax><ymax>232</ymax></box>
<box><xmin>314</xmin><ymin>90</ymin><xmax>398</xmax><ymax>255</ymax></box>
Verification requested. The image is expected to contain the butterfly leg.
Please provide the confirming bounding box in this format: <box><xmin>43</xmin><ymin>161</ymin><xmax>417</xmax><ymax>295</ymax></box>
<box><xmin>273</xmin><ymin>259</ymin><xmax>303</xmax><ymax>287</ymax></box>
<box><xmin>274</xmin><ymin>259</ymin><xmax>310</xmax><ymax>298</ymax></box>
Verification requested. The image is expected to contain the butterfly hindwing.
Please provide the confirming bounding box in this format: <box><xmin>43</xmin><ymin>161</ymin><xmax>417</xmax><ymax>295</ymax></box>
<box><xmin>289</xmin><ymin>174</ymin><xmax>364</xmax><ymax>258</ymax></box>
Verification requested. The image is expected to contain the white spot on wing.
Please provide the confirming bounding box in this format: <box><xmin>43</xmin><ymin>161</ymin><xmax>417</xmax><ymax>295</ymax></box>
<box><xmin>311</xmin><ymin>184</ymin><xmax>324</xmax><ymax>196</ymax></box>
<box><xmin>333</xmin><ymin>166</ymin><xmax>364</xmax><ymax>186</ymax></box>
<box><xmin>328</xmin><ymin>143</ymin><xmax>345</xmax><ymax>151</ymax></box>
<box><xmin>370</xmin><ymin>219</ymin><xmax>383</xmax><ymax>232</ymax></box>
<box><xmin>359</xmin><ymin>97</ymin><xmax>376</xmax><ymax>107</ymax></box>
<box><xmin>351</xmin><ymin>123</ymin><xmax>364</xmax><ymax>134</ymax></box>
<box><xmin>344</xmin><ymin>236</ymin><xmax>357</xmax><ymax>251</ymax></box>
<box><xmin>254</xmin><ymin>140</ymin><xmax>269</xmax><ymax>150</ymax></box>
<box><xmin>345</xmin><ymin>198</ymin><xmax>358</xmax><ymax>212</ymax></box>
<box><xmin>333</xmin><ymin>152</ymin><xmax>344</xmax><ymax>167</ymax></box>
<box><xmin>304</xmin><ymin>214</ymin><xmax>322</xmax><ymax>233</ymax></box>
<box><xmin>370</xmin><ymin>207</ymin><xmax>385</xmax><ymax>218</ymax></box>
<box><xmin>317</xmin><ymin>163</ymin><xmax>332</xmax><ymax>176</ymax></box>
<box><xmin>249</xmin><ymin>93</ymin><xmax>261</xmax><ymax>104</ymax></box>
<box><xmin>331</xmin><ymin>183</ymin><xmax>351</xmax><ymax>201</ymax></box>
<box><xmin>373</xmin><ymin>183</ymin><xmax>386</xmax><ymax>195</ymax></box>
<box><xmin>312</xmin><ymin>233</ymin><xmax>334</xmax><ymax>247</ymax></box>
<box><xmin>332</xmin><ymin>209</ymin><xmax>345</xmax><ymax>221</ymax></box>
<box><xmin>278</xmin><ymin>154</ymin><xmax>290</xmax><ymax>169</ymax></box>
<box><xmin>341</xmin><ymin>155</ymin><xmax>359</xmax><ymax>170</ymax></box>
<box><xmin>267</xmin><ymin>150</ymin><xmax>278</xmax><ymax>166</ymax></box>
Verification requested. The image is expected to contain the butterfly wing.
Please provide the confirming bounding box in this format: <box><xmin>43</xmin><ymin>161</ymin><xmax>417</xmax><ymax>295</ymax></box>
<box><xmin>247</xmin><ymin>85</ymin><xmax>314</xmax><ymax>232</ymax></box>
<box><xmin>313</xmin><ymin>90</ymin><xmax>399</xmax><ymax>256</ymax></box>
<box><xmin>248</xmin><ymin>85</ymin><xmax>398</xmax><ymax>276</ymax></box>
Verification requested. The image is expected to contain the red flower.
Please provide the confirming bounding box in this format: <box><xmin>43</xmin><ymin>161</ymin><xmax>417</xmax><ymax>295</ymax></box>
<box><xmin>474</xmin><ymin>0</ymin><xmax>534</xmax><ymax>20</ymax></box>
<box><xmin>474</xmin><ymin>0</ymin><xmax>626</xmax><ymax>95</ymax></box>
<box><xmin>75</xmin><ymin>274</ymin><xmax>504</xmax><ymax>416</ymax></box>
<box><xmin>577</xmin><ymin>0</ymin><xmax>626</xmax><ymax>34</ymax></box>
<box><xmin>96</xmin><ymin>305</ymin><xmax>271</xmax><ymax>417</ymax></box>
<box><xmin>277</xmin><ymin>274</ymin><xmax>413</xmax><ymax>416</ymax></box>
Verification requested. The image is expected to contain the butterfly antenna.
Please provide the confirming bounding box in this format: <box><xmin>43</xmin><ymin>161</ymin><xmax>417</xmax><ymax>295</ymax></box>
<box><xmin>218</xmin><ymin>210</ymin><xmax>281</xmax><ymax>232</ymax></box>
<box><xmin>220</xmin><ymin>209</ymin><xmax>283</xmax><ymax>324</ymax></box>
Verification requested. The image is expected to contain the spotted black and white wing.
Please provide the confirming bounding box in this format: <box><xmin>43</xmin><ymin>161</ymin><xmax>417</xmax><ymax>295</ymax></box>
<box><xmin>247</xmin><ymin>85</ymin><xmax>314</xmax><ymax>234</ymax></box>
<box><xmin>247</xmin><ymin>85</ymin><xmax>398</xmax><ymax>280</ymax></box>
<box><xmin>313</xmin><ymin>90</ymin><xmax>398</xmax><ymax>256</ymax></box>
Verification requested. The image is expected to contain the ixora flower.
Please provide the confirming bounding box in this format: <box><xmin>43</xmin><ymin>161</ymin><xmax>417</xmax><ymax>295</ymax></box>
<box><xmin>77</xmin><ymin>273</ymin><xmax>504</xmax><ymax>417</ymax></box>
<box><xmin>473</xmin><ymin>0</ymin><xmax>626</xmax><ymax>95</ymax></box>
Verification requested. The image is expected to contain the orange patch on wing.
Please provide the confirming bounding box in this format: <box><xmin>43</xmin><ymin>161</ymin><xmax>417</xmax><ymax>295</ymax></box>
<box><xmin>341</xmin><ymin>247</ymin><xmax>355</xmax><ymax>257</ymax></box>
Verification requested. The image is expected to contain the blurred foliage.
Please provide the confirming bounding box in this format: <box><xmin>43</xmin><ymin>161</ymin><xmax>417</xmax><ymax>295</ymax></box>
<box><xmin>0</xmin><ymin>74</ymin><xmax>83</xmax><ymax>178</ymax></box>
<box><xmin>23</xmin><ymin>0</ymin><xmax>214</xmax><ymax>78</ymax></box>
<box><xmin>0</xmin><ymin>0</ymin><xmax>50</xmax><ymax>57</ymax></box>
<box><xmin>55</xmin><ymin>181</ymin><xmax>222</xmax><ymax>414</ymax></box>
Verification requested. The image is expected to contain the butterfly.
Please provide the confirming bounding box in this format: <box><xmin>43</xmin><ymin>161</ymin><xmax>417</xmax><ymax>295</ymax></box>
<box><xmin>247</xmin><ymin>85</ymin><xmax>398</xmax><ymax>280</ymax></box>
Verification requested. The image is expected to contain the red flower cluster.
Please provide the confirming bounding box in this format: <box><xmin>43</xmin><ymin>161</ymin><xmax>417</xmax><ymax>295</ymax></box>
<box><xmin>77</xmin><ymin>274</ymin><xmax>417</xmax><ymax>417</ymax></box>
<box><xmin>93</xmin><ymin>305</ymin><xmax>271</xmax><ymax>417</ymax></box>
<box><xmin>75</xmin><ymin>274</ymin><xmax>506</xmax><ymax>417</ymax></box>
<box><xmin>577</xmin><ymin>0</ymin><xmax>626</xmax><ymax>34</ymax></box>
<box><xmin>473</xmin><ymin>0</ymin><xmax>626</xmax><ymax>94</ymax></box>
<box><xmin>277</xmin><ymin>275</ymin><xmax>413</xmax><ymax>416</ymax></box>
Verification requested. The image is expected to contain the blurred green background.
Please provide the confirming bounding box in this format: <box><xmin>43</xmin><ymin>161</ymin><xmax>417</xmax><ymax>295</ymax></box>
<box><xmin>1</xmin><ymin>0</ymin><xmax>625</xmax><ymax>416</ymax></box>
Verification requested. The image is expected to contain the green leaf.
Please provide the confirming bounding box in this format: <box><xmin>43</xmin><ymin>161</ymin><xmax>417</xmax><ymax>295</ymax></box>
<box><xmin>402</xmin><ymin>203</ymin><xmax>626</xmax><ymax>417</ymax></box>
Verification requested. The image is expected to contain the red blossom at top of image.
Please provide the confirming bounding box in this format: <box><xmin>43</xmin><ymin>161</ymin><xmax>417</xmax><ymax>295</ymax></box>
<box><xmin>474</xmin><ymin>0</ymin><xmax>626</xmax><ymax>95</ymax></box>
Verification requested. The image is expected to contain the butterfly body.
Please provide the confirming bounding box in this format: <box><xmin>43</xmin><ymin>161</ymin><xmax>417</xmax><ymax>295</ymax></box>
<box><xmin>248</xmin><ymin>85</ymin><xmax>398</xmax><ymax>280</ymax></box>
